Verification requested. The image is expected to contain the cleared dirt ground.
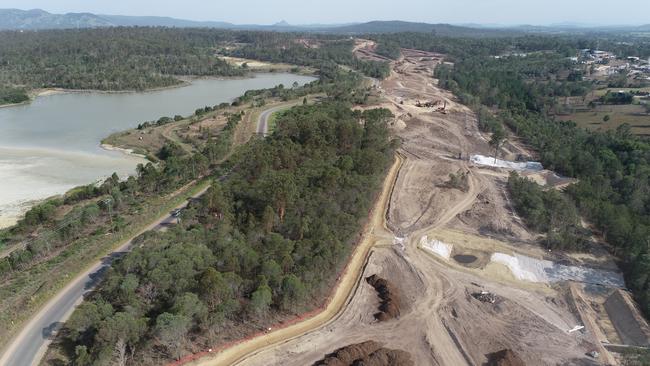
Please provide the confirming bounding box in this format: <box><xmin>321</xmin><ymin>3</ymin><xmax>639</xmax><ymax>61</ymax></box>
<box><xmin>197</xmin><ymin>47</ymin><xmax>644</xmax><ymax>366</ymax></box>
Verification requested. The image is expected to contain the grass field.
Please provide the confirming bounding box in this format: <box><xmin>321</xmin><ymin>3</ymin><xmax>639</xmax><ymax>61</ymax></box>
<box><xmin>557</xmin><ymin>104</ymin><xmax>650</xmax><ymax>135</ymax></box>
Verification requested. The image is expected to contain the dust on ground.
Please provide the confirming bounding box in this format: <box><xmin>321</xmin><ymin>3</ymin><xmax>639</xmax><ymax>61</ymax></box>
<box><xmin>208</xmin><ymin>45</ymin><xmax>645</xmax><ymax>366</ymax></box>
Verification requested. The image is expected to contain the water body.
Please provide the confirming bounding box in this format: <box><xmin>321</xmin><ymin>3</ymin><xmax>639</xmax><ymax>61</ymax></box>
<box><xmin>453</xmin><ymin>254</ymin><xmax>478</xmax><ymax>264</ymax></box>
<box><xmin>0</xmin><ymin>73</ymin><xmax>316</xmax><ymax>227</ymax></box>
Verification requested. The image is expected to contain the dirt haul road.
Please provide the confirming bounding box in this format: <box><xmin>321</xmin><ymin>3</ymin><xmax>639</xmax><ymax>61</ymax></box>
<box><xmin>204</xmin><ymin>49</ymin><xmax>621</xmax><ymax>366</ymax></box>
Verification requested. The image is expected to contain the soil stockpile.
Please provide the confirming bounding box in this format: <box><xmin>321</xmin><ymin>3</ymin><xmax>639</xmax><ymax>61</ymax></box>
<box><xmin>313</xmin><ymin>341</ymin><xmax>413</xmax><ymax>366</ymax></box>
<box><xmin>486</xmin><ymin>349</ymin><xmax>526</xmax><ymax>366</ymax></box>
<box><xmin>366</xmin><ymin>275</ymin><xmax>400</xmax><ymax>321</ymax></box>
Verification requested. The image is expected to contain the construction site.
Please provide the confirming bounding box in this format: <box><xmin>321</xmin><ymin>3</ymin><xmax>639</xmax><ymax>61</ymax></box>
<box><xmin>193</xmin><ymin>41</ymin><xmax>650</xmax><ymax>366</ymax></box>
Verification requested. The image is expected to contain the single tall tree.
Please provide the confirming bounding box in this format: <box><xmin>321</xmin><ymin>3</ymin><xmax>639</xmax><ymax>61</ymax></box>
<box><xmin>489</xmin><ymin>128</ymin><xmax>507</xmax><ymax>164</ymax></box>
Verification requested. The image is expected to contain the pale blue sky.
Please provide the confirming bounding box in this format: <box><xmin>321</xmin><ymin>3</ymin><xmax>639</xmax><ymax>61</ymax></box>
<box><xmin>1</xmin><ymin>0</ymin><xmax>648</xmax><ymax>26</ymax></box>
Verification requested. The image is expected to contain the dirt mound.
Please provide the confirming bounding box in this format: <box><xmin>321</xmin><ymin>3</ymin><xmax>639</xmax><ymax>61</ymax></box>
<box><xmin>313</xmin><ymin>341</ymin><xmax>414</xmax><ymax>366</ymax></box>
<box><xmin>366</xmin><ymin>275</ymin><xmax>400</xmax><ymax>321</ymax></box>
<box><xmin>486</xmin><ymin>349</ymin><xmax>526</xmax><ymax>366</ymax></box>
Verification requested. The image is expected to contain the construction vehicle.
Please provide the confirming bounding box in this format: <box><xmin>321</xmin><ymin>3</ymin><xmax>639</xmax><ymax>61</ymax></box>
<box><xmin>472</xmin><ymin>291</ymin><xmax>497</xmax><ymax>304</ymax></box>
<box><xmin>416</xmin><ymin>100</ymin><xmax>440</xmax><ymax>108</ymax></box>
<box><xmin>436</xmin><ymin>101</ymin><xmax>448</xmax><ymax>114</ymax></box>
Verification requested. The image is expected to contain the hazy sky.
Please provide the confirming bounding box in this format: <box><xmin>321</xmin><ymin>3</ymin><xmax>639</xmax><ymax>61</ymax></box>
<box><xmin>2</xmin><ymin>0</ymin><xmax>649</xmax><ymax>26</ymax></box>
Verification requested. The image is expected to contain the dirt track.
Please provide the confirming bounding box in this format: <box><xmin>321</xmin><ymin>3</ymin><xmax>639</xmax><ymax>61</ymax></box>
<box><xmin>194</xmin><ymin>48</ymin><xmax>628</xmax><ymax>366</ymax></box>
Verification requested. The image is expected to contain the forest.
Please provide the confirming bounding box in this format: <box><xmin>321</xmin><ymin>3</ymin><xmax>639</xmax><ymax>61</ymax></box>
<box><xmin>0</xmin><ymin>27</ymin><xmax>390</xmax><ymax>105</ymax></box>
<box><xmin>507</xmin><ymin>172</ymin><xmax>587</xmax><ymax>250</ymax></box>
<box><xmin>53</xmin><ymin>102</ymin><xmax>395</xmax><ymax>364</ymax></box>
<box><xmin>430</xmin><ymin>34</ymin><xmax>650</xmax><ymax>317</ymax></box>
<box><xmin>0</xmin><ymin>86</ymin><xmax>28</xmax><ymax>105</ymax></box>
<box><xmin>0</xmin><ymin>54</ymin><xmax>392</xmax><ymax>364</ymax></box>
<box><xmin>229</xmin><ymin>37</ymin><xmax>390</xmax><ymax>78</ymax></box>
<box><xmin>0</xmin><ymin>28</ymin><xmax>247</xmax><ymax>93</ymax></box>
<box><xmin>0</xmin><ymin>64</ymin><xmax>365</xmax><ymax>281</ymax></box>
<box><xmin>371</xmin><ymin>32</ymin><xmax>650</xmax><ymax>61</ymax></box>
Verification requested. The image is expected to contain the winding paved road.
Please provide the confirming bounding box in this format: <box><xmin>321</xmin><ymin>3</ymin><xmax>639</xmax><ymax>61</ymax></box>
<box><xmin>0</xmin><ymin>103</ymin><xmax>290</xmax><ymax>366</ymax></box>
<box><xmin>0</xmin><ymin>184</ymin><xmax>209</xmax><ymax>366</ymax></box>
<box><xmin>257</xmin><ymin>104</ymin><xmax>293</xmax><ymax>136</ymax></box>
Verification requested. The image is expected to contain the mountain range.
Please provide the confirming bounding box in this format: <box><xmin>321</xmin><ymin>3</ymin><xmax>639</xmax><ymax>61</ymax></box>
<box><xmin>0</xmin><ymin>8</ymin><xmax>648</xmax><ymax>35</ymax></box>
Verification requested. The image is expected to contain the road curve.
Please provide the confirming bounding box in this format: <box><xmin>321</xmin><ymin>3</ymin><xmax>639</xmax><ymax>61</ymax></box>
<box><xmin>0</xmin><ymin>184</ymin><xmax>210</xmax><ymax>366</ymax></box>
<box><xmin>257</xmin><ymin>104</ymin><xmax>294</xmax><ymax>136</ymax></box>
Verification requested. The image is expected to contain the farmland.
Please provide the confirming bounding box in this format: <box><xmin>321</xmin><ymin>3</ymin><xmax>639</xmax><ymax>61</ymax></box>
<box><xmin>557</xmin><ymin>103</ymin><xmax>650</xmax><ymax>135</ymax></box>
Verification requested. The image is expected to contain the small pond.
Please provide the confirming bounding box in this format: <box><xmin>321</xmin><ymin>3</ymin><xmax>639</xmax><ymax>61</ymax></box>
<box><xmin>453</xmin><ymin>254</ymin><xmax>478</xmax><ymax>264</ymax></box>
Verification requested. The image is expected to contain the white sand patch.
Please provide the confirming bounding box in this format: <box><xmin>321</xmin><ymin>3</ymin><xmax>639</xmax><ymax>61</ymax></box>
<box><xmin>0</xmin><ymin>146</ymin><xmax>144</xmax><ymax>228</ymax></box>
<box><xmin>490</xmin><ymin>252</ymin><xmax>624</xmax><ymax>287</ymax></box>
<box><xmin>491</xmin><ymin>253</ymin><xmax>547</xmax><ymax>282</ymax></box>
<box><xmin>471</xmin><ymin>154</ymin><xmax>543</xmax><ymax>171</ymax></box>
<box><xmin>420</xmin><ymin>236</ymin><xmax>452</xmax><ymax>260</ymax></box>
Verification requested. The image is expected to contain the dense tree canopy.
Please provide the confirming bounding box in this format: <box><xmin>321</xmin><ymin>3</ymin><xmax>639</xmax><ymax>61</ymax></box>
<box><xmin>0</xmin><ymin>28</ymin><xmax>247</xmax><ymax>93</ymax></box>
<box><xmin>0</xmin><ymin>86</ymin><xmax>28</xmax><ymax>104</ymax></box>
<box><xmin>0</xmin><ymin>27</ymin><xmax>392</xmax><ymax>106</ymax></box>
<box><xmin>57</xmin><ymin>102</ymin><xmax>396</xmax><ymax>364</ymax></box>
<box><xmin>230</xmin><ymin>37</ymin><xmax>390</xmax><ymax>79</ymax></box>
<box><xmin>508</xmin><ymin>172</ymin><xmax>587</xmax><ymax>250</ymax></box>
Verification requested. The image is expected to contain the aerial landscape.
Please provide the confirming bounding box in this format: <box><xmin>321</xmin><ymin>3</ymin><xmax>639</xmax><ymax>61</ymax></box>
<box><xmin>1</xmin><ymin>1</ymin><xmax>650</xmax><ymax>365</ymax></box>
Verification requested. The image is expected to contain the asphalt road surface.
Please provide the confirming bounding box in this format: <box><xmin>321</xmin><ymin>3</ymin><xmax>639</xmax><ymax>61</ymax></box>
<box><xmin>0</xmin><ymin>185</ymin><xmax>209</xmax><ymax>366</ymax></box>
<box><xmin>257</xmin><ymin>104</ymin><xmax>292</xmax><ymax>136</ymax></box>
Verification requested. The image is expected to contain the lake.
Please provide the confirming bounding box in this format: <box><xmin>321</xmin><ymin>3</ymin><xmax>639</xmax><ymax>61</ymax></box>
<box><xmin>0</xmin><ymin>73</ymin><xmax>316</xmax><ymax>228</ymax></box>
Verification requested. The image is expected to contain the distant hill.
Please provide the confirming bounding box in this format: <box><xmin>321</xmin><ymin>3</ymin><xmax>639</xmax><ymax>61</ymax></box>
<box><xmin>0</xmin><ymin>8</ymin><xmax>646</xmax><ymax>36</ymax></box>
<box><xmin>0</xmin><ymin>9</ymin><xmax>501</xmax><ymax>36</ymax></box>
<box><xmin>323</xmin><ymin>21</ymin><xmax>448</xmax><ymax>34</ymax></box>
<box><xmin>0</xmin><ymin>9</ymin><xmax>239</xmax><ymax>30</ymax></box>
<box><xmin>0</xmin><ymin>9</ymin><xmax>113</xmax><ymax>29</ymax></box>
<box><xmin>322</xmin><ymin>20</ymin><xmax>512</xmax><ymax>36</ymax></box>
<box><xmin>99</xmin><ymin>14</ymin><xmax>234</xmax><ymax>28</ymax></box>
